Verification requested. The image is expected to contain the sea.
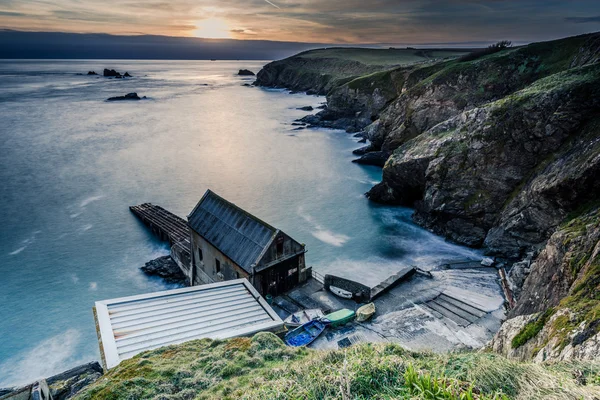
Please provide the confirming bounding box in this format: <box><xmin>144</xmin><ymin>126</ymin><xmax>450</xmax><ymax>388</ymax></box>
<box><xmin>0</xmin><ymin>60</ymin><xmax>480</xmax><ymax>386</ymax></box>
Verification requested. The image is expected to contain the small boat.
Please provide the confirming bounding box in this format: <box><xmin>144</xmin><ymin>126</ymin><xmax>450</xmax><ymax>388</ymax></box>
<box><xmin>284</xmin><ymin>319</ymin><xmax>327</xmax><ymax>347</ymax></box>
<box><xmin>284</xmin><ymin>309</ymin><xmax>325</xmax><ymax>328</ymax></box>
<box><xmin>356</xmin><ymin>302</ymin><xmax>376</xmax><ymax>322</ymax></box>
<box><xmin>329</xmin><ymin>285</ymin><xmax>353</xmax><ymax>299</ymax></box>
<box><xmin>324</xmin><ymin>308</ymin><xmax>355</xmax><ymax>327</ymax></box>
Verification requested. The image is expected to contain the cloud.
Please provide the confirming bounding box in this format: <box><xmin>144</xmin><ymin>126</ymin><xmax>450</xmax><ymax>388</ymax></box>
<box><xmin>565</xmin><ymin>16</ymin><xmax>600</xmax><ymax>23</ymax></box>
<box><xmin>0</xmin><ymin>0</ymin><xmax>599</xmax><ymax>43</ymax></box>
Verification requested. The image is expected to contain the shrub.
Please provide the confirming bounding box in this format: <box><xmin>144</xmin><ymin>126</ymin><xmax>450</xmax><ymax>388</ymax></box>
<box><xmin>460</xmin><ymin>41</ymin><xmax>512</xmax><ymax>62</ymax></box>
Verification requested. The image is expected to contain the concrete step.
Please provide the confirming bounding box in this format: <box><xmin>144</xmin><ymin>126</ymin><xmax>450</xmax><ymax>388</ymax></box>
<box><xmin>430</xmin><ymin>298</ymin><xmax>479</xmax><ymax>324</ymax></box>
<box><xmin>420</xmin><ymin>303</ymin><xmax>443</xmax><ymax>319</ymax></box>
<box><xmin>425</xmin><ymin>301</ymin><xmax>470</xmax><ymax>327</ymax></box>
<box><xmin>439</xmin><ymin>293</ymin><xmax>487</xmax><ymax>318</ymax></box>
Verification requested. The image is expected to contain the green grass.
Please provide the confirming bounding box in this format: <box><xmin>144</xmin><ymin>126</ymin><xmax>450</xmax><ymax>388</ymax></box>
<box><xmin>512</xmin><ymin>308</ymin><xmax>556</xmax><ymax>349</ymax></box>
<box><xmin>297</xmin><ymin>47</ymin><xmax>470</xmax><ymax>66</ymax></box>
<box><xmin>75</xmin><ymin>333</ymin><xmax>600</xmax><ymax>400</ymax></box>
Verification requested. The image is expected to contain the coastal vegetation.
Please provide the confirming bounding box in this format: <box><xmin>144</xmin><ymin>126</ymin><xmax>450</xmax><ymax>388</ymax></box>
<box><xmin>75</xmin><ymin>333</ymin><xmax>600</xmax><ymax>400</ymax></box>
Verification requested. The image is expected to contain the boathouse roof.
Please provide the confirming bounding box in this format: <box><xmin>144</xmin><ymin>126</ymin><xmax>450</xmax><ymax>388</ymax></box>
<box><xmin>94</xmin><ymin>279</ymin><xmax>283</xmax><ymax>369</ymax></box>
<box><xmin>187</xmin><ymin>190</ymin><xmax>277</xmax><ymax>272</ymax></box>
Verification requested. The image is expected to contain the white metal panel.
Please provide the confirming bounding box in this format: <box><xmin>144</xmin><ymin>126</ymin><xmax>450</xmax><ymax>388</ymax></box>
<box><xmin>94</xmin><ymin>279</ymin><xmax>282</xmax><ymax>369</ymax></box>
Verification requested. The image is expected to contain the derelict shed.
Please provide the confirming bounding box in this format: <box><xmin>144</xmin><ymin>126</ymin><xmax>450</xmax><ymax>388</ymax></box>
<box><xmin>187</xmin><ymin>190</ymin><xmax>309</xmax><ymax>295</ymax></box>
<box><xmin>94</xmin><ymin>279</ymin><xmax>283</xmax><ymax>369</ymax></box>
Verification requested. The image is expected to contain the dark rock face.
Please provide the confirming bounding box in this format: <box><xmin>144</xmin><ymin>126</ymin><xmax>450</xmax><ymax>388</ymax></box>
<box><xmin>47</xmin><ymin>362</ymin><xmax>103</xmax><ymax>400</ymax></box>
<box><xmin>238</xmin><ymin>69</ymin><xmax>255</xmax><ymax>76</ymax></box>
<box><xmin>141</xmin><ymin>255</ymin><xmax>188</xmax><ymax>285</ymax></box>
<box><xmin>87</xmin><ymin>71</ymin><xmax>98</xmax><ymax>75</ymax></box>
<box><xmin>369</xmin><ymin>63</ymin><xmax>600</xmax><ymax>247</ymax></box>
<box><xmin>106</xmin><ymin>92</ymin><xmax>143</xmax><ymax>101</ymax></box>
<box><xmin>352</xmin><ymin>151</ymin><xmax>389</xmax><ymax>167</ymax></box>
<box><xmin>103</xmin><ymin>69</ymin><xmax>132</xmax><ymax>78</ymax></box>
<box><xmin>297</xmin><ymin>106</ymin><xmax>313</xmax><ymax>111</ymax></box>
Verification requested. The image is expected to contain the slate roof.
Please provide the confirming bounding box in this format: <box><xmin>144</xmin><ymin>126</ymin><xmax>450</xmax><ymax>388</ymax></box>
<box><xmin>187</xmin><ymin>190</ymin><xmax>277</xmax><ymax>273</ymax></box>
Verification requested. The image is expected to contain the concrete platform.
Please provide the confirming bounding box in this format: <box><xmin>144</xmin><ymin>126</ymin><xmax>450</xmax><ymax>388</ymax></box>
<box><xmin>276</xmin><ymin>259</ymin><xmax>506</xmax><ymax>353</ymax></box>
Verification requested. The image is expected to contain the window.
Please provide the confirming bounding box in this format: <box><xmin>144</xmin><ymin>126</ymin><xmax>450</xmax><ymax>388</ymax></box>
<box><xmin>276</xmin><ymin>237</ymin><xmax>284</xmax><ymax>257</ymax></box>
<box><xmin>198</xmin><ymin>248</ymin><xmax>203</xmax><ymax>261</ymax></box>
<box><xmin>215</xmin><ymin>258</ymin><xmax>221</xmax><ymax>273</ymax></box>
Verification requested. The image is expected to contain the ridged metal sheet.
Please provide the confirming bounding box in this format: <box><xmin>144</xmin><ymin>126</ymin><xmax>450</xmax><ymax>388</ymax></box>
<box><xmin>188</xmin><ymin>190</ymin><xmax>275</xmax><ymax>272</ymax></box>
<box><xmin>94</xmin><ymin>279</ymin><xmax>283</xmax><ymax>369</ymax></box>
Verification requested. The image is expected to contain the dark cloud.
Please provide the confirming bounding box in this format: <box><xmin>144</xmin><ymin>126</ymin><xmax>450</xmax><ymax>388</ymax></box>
<box><xmin>565</xmin><ymin>16</ymin><xmax>600</xmax><ymax>24</ymax></box>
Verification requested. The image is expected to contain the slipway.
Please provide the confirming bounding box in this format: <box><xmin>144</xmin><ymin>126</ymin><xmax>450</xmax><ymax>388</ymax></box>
<box><xmin>93</xmin><ymin>279</ymin><xmax>283</xmax><ymax>369</ymax></box>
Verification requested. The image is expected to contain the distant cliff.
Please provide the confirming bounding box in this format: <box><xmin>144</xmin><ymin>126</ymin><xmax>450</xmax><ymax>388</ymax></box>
<box><xmin>255</xmin><ymin>33</ymin><xmax>600</xmax><ymax>362</ymax></box>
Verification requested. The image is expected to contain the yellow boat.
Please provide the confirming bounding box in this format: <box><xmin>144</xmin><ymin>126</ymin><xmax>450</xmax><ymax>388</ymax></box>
<box><xmin>356</xmin><ymin>302</ymin><xmax>375</xmax><ymax>322</ymax></box>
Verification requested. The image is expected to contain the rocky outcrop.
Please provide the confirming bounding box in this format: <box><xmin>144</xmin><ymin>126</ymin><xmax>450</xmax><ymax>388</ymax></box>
<box><xmin>484</xmin><ymin>118</ymin><xmax>600</xmax><ymax>258</ymax></box>
<box><xmin>369</xmin><ymin>63</ymin><xmax>600</xmax><ymax>247</ymax></box>
<box><xmin>87</xmin><ymin>71</ymin><xmax>97</xmax><ymax>75</ymax></box>
<box><xmin>103</xmin><ymin>69</ymin><xmax>131</xmax><ymax>78</ymax></box>
<box><xmin>238</xmin><ymin>69</ymin><xmax>255</xmax><ymax>76</ymax></box>
<box><xmin>490</xmin><ymin>207</ymin><xmax>600</xmax><ymax>362</ymax></box>
<box><xmin>47</xmin><ymin>362</ymin><xmax>103</xmax><ymax>400</ymax></box>
<box><xmin>106</xmin><ymin>92</ymin><xmax>144</xmax><ymax>101</ymax></box>
<box><xmin>141</xmin><ymin>255</ymin><xmax>188</xmax><ymax>285</ymax></box>
<box><xmin>254</xmin><ymin>53</ymin><xmax>389</xmax><ymax>95</ymax></box>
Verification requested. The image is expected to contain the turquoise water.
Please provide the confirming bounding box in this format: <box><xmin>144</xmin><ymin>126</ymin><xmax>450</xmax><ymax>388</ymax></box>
<box><xmin>0</xmin><ymin>60</ymin><xmax>480</xmax><ymax>386</ymax></box>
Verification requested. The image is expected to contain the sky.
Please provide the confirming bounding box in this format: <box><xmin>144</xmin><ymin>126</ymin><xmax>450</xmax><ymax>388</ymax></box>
<box><xmin>1</xmin><ymin>0</ymin><xmax>600</xmax><ymax>44</ymax></box>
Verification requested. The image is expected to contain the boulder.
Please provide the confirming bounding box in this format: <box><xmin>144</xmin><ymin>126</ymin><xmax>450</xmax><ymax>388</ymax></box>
<box><xmin>106</xmin><ymin>93</ymin><xmax>143</xmax><ymax>101</ymax></box>
<box><xmin>123</xmin><ymin>72</ymin><xmax>132</xmax><ymax>77</ymax></box>
<box><xmin>297</xmin><ymin>106</ymin><xmax>314</xmax><ymax>111</ymax></box>
<box><xmin>141</xmin><ymin>255</ymin><xmax>188</xmax><ymax>285</ymax></box>
<box><xmin>238</xmin><ymin>69</ymin><xmax>255</xmax><ymax>76</ymax></box>
<box><xmin>103</xmin><ymin>68</ymin><xmax>122</xmax><ymax>78</ymax></box>
<box><xmin>87</xmin><ymin>71</ymin><xmax>97</xmax><ymax>75</ymax></box>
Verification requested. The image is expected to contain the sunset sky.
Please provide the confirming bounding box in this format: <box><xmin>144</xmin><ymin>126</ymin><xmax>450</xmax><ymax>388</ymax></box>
<box><xmin>1</xmin><ymin>0</ymin><xmax>600</xmax><ymax>44</ymax></box>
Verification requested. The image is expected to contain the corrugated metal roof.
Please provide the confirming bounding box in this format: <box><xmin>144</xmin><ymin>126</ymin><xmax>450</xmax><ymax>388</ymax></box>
<box><xmin>187</xmin><ymin>190</ymin><xmax>276</xmax><ymax>272</ymax></box>
<box><xmin>94</xmin><ymin>279</ymin><xmax>283</xmax><ymax>369</ymax></box>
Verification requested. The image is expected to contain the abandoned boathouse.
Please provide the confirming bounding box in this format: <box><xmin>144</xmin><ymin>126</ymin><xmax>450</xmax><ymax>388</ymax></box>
<box><xmin>131</xmin><ymin>189</ymin><xmax>311</xmax><ymax>296</ymax></box>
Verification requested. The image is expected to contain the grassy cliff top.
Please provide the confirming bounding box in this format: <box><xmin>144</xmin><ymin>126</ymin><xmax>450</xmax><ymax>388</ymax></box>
<box><xmin>295</xmin><ymin>47</ymin><xmax>471</xmax><ymax>66</ymax></box>
<box><xmin>76</xmin><ymin>333</ymin><xmax>600</xmax><ymax>400</ymax></box>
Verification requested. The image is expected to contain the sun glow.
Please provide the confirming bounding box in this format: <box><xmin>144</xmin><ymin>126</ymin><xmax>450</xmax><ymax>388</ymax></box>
<box><xmin>193</xmin><ymin>18</ymin><xmax>232</xmax><ymax>39</ymax></box>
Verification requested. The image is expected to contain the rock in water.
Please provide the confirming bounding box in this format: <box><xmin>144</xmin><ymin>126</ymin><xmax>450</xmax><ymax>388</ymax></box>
<box><xmin>87</xmin><ymin>71</ymin><xmax>98</xmax><ymax>75</ymax></box>
<box><xmin>238</xmin><ymin>69</ymin><xmax>255</xmax><ymax>76</ymax></box>
<box><xmin>141</xmin><ymin>255</ymin><xmax>188</xmax><ymax>285</ymax></box>
<box><xmin>103</xmin><ymin>68</ymin><xmax>122</xmax><ymax>78</ymax></box>
<box><xmin>106</xmin><ymin>93</ymin><xmax>142</xmax><ymax>101</ymax></box>
<box><xmin>297</xmin><ymin>106</ymin><xmax>314</xmax><ymax>111</ymax></box>
<box><xmin>123</xmin><ymin>72</ymin><xmax>132</xmax><ymax>77</ymax></box>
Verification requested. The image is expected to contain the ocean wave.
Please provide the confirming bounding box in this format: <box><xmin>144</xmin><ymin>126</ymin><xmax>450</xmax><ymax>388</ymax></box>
<box><xmin>0</xmin><ymin>329</ymin><xmax>89</xmax><ymax>388</ymax></box>
<box><xmin>80</xmin><ymin>194</ymin><xmax>105</xmax><ymax>208</ymax></box>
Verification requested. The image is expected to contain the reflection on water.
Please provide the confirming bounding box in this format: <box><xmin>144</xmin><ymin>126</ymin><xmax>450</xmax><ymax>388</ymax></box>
<box><xmin>0</xmin><ymin>60</ymin><xmax>480</xmax><ymax>386</ymax></box>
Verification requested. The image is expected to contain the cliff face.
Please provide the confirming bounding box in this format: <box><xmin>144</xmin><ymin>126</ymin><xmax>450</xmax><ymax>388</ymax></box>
<box><xmin>369</xmin><ymin>64</ymin><xmax>600</xmax><ymax>247</ymax></box>
<box><xmin>254</xmin><ymin>53</ymin><xmax>388</xmax><ymax>95</ymax></box>
<box><xmin>255</xmin><ymin>33</ymin><xmax>600</xmax><ymax>362</ymax></box>
<box><xmin>490</xmin><ymin>207</ymin><xmax>600</xmax><ymax>361</ymax></box>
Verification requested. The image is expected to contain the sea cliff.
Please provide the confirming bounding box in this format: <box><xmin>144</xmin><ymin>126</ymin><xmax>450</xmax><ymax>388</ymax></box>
<box><xmin>255</xmin><ymin>33</ymin><xmax>600</xmax><ymax>362</ymax></box>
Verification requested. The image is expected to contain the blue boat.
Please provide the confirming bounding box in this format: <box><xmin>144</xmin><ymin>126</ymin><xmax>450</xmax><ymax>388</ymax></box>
<box><xmin>284</xmin><ymin>319</ymin><xmax>327</xmax><ymax>347</ymax></box>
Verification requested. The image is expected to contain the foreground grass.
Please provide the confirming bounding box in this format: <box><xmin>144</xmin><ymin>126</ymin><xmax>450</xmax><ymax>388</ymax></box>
<box><xmin>76</xmin><ymin>333</ymin><xmax>600</xmax><ymax>400</ymax></box>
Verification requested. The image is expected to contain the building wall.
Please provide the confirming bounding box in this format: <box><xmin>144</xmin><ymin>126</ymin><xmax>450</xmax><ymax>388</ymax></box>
<box><xmin>257</xmin><ymin>231</ymin><xmax>305</xmax><ymax>268</ymax></box>
<box><xmin>190</xmin><ymin>230</ymin><xmax>249</xmax><ymax>286</ymax></box>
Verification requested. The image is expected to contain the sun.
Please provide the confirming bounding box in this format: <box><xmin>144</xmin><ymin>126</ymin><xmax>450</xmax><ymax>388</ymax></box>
<box><xmin>193</xmin><ymin>18</ymin><xmax>232</xmax><ymax>39</ymax></box>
